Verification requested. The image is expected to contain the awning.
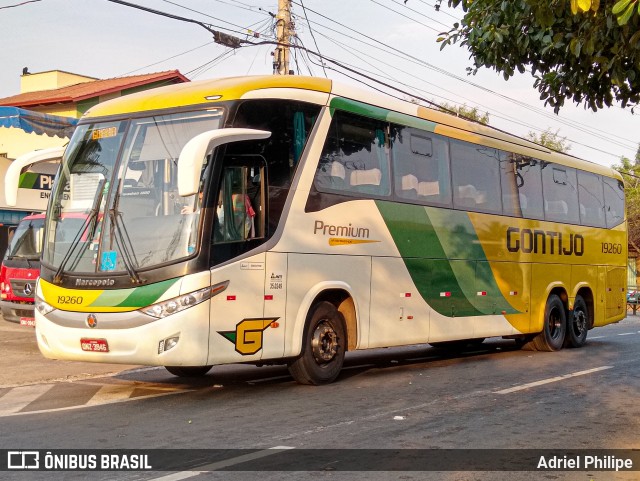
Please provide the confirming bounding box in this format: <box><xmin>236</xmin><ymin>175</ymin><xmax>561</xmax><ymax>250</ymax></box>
<box><xmin>0</xmin><ymin>106</ymin><xmax>77</xmax><ymax>138</ymax></box>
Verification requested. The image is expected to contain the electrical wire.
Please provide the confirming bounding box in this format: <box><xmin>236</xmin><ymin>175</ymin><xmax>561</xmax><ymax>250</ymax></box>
<box><xmin>299</xmin><ymin>0</ymin><xmax>327</xmax><ymax>77</ymax></box>
<box><xmin>291</xmin><ymin>2</ymin><xmax>639</xmax><ymax>157</ymax></box>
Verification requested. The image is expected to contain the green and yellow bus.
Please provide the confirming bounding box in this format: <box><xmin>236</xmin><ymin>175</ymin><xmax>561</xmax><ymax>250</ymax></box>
<box><xmin>30</xmin><ymin>76</ymin><xmax>626</xmax><ymax>384</ymax></box>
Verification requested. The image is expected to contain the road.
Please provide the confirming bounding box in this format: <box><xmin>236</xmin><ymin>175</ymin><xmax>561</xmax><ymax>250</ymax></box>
<box><xmin>1</xmin><ymin>315</ymin><xmax>639</xmax><ymax>481</ymax></box>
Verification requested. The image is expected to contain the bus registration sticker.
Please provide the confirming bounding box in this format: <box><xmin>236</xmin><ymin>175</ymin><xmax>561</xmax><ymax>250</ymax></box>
<box><xmin>81</xmin><ymin>338</ymin><xmax>109</xmax><ymax>352</ymax></box>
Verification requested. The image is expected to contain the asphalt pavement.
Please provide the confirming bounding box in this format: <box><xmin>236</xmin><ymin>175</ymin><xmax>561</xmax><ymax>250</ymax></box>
<box><xmin>0</xmin><ymin>316</ymin><xmax>139</xmax><ymax>388</ymax></box>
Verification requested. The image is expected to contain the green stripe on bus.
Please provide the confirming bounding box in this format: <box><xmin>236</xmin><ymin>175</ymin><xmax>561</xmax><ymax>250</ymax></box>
<box><xmin>376</xmin><ymin>201</ymin><xmax>518</xmax><ymax>317</ymax></box>
<box><xmin>89</xmin><ymin>278</ymin><xmax>180</xmax><ymax>308</ymax></box>
<box><xmin>329</xmin><ymin>97</ymin><xmax>437</xmax><ymax>132</ymax></box>
<box><xmin>427</xmin><ymin>207</ymin><xmax>518</xmax><ymax>315</ymax></box>
<box><xmin>330</xmin><ymin>97</ymin><xmax>391</xmax><ymax>122</ymax></box>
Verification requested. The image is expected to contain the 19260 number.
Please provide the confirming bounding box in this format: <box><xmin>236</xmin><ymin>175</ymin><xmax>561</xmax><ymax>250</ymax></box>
<box><xmin>601</xmin><ymin>243</ymin><xmax>622</xmax><ymax>254</ymax></box>
<box><xmin>57</xmin><ymin>295</ymin><xmax>84</xmax><ymax>305</ymax></box>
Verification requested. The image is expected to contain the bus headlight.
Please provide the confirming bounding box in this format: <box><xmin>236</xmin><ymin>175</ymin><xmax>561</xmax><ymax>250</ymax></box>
<box><xmin>140</xmin><ymin>281</ymin><xmax>229</xmax><ymax>319</ymax></box>
<box><xmin>35</xmin><ymin>295</ymin><xmax>55</xmax><ymax>316</ymax></box>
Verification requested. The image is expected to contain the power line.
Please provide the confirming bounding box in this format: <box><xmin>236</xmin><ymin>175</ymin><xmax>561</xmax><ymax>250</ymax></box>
<box><xmin>376</xmin><ymin>0</ymin><xmax>452</xmax><ymax>31</ymax></box>
<box><xmin>299</xmin><ymin>0</ymin><xmax>327</xmax><ymax>77</ymax></box>
<box><xmin>105</xmin><ymin>0</ymin><xmax>253</xmax><ymax>40</ymax></box>
<box><xmin>159</xmin><ymin>0</ymin><xmax>274</xmax><ymax>39</ymax></box>
<box><xmin>291</xmin><ymin>2</ymin><xmax>638</xmax><ymax>157</ymax></box>
<box><xmin>119</xmin><ymin>41</ymin><xmax>215</xmax><ymax>76</ymax></box>
<box><xmin>0</xmin><ymin>0</ymin><xmax>41</xmax><ymax>9</ymax></box>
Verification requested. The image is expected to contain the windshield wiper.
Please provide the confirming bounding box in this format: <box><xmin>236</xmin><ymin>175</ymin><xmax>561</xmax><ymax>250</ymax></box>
<box><xmin>108</xmin><ymin>179</ymin><xmax>144</xmax><ymax>285</ymax></box>
<box><xmin>53</xmin><ymin>180</ymin><xmax>105</xmax><ymax>284</ymax></box>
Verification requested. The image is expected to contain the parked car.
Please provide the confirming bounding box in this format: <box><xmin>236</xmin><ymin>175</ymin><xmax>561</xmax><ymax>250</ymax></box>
<box><xmin>0</xmin><ymin>213</ymin><xmax>44</xmax><ymax>325</ymax></box>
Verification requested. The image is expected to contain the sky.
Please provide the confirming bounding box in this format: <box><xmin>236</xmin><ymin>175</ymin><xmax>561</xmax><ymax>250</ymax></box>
<box><xmin>2</xmin><ymin>0</ymin><xmax>639</xmax><ymax>168</ymax></box>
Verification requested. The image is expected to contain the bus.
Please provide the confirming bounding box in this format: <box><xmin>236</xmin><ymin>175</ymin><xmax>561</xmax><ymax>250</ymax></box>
<box><xmin>1</xmin><ymin>147</ymin><xmax>65</xmax><ymax>325</ymax></box>
<box><xmin>26</xmin><ymin>76</ymin><xmax>626</xmax><ymax>384</ymax></box>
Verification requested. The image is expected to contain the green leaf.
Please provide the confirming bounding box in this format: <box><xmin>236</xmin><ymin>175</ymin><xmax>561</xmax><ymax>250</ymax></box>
<box><xmin>612</xmin><ymin>0</ymin><xmax>632</xmax><ymax>15</ymax></box>
<box><xmin>617</xmin><ymin>2</ymin><xmax>635</xmax><ymax>25</ymax></box>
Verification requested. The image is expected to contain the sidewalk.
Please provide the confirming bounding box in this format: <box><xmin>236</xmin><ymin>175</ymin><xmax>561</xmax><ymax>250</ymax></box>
<box><xmin>0</xmin><ymin>317</ymin><xmax>139</xmax><ymax>388</ymax></box>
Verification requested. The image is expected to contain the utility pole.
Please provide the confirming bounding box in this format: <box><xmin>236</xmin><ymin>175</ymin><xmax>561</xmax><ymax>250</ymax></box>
<box><xmin>273</xmin><ymin>0</ymin><xmax>293</xmax><ymax>75</ymax></box>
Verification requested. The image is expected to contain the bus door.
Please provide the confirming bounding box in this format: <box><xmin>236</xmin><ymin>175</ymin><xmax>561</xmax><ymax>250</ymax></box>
<box><xmin>208</xmin><ymin>158</ymin><xmax>276</xmax><ymax>364</ymax></box>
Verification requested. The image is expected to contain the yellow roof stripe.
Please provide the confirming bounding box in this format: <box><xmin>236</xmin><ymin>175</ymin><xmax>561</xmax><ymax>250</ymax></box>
<box><xmin>84</xmin><ymin>75</ymin><xmax>332</xmax><ymax>118</ymax></box>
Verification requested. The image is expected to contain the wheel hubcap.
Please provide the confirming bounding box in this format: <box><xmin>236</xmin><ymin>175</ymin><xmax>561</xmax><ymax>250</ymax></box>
<box><xmin>549</xmin><ymin>307</ymin><xmax>562</xmax><ymax>340</ymax></box>
<box><xmin>311</xmin><ymin>321</ymin><xmax>338</xmax><ymax>363</ymax></box>
<box><xmin>573</xmin><ymin>309</ymin><xmax>586</xmax><ymax>335</ymax></box>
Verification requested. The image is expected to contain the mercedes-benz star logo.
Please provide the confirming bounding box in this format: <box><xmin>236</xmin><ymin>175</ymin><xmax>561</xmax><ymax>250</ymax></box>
<box><xmin>23</xmin><ymin>283</ymin><xmax>33</xmax><ymax>296</ymax></box>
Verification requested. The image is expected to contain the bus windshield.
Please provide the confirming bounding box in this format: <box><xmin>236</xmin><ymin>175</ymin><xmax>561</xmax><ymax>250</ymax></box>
<box><xmin>43</xmin><ymin>109</ymin><xmax>224</xmax><ymax>274</ymax></box>
<box><xmin>5</xmin><ymin>217</ymin><xmax>45</xmax><ymax>260</ymax></box>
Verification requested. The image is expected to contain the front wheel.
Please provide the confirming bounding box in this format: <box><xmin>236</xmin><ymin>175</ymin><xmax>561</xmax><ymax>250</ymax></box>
<box><xmin>165</xmin><ymin>365</ymin><xmax>212</xmax><ymax>377</ymax></box>
<box><xmin>565</xmin><ymin>295</ymin><xmax>589</xmax><ymax>348</ymax></box>
<box><xmin>288</xmin><ymin>301</ymin><xmax>346</xmax><ymax>385</ymax></box>
<box><xmin>531</xmin><ymin>294</ymin><xmax>567</xmax><ymax>351</ymax></box>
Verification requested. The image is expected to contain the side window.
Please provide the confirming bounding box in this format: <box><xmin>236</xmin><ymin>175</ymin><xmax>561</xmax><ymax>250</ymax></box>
<box><xmin>392</xmin><ymin>126</ymin><xmax>451</xmax><ymax>207</ymax></box>
<box><xmin>315</xmin><ymin>111</ymin><xmax>390</xmax><ymax>197</ymax></box>
<box><xmin>577</xmin><ymin>170</ymin><xmax>606</xmax><ymax>227</ymax></box>
<box><xmin>231</xmin><ymin>100</ymin><xmax>321</xmax><ymax>237</ymax></box>
<box><xmin>513</xmin><ymin>156</ymin><xmax>544</xmax><ymax>220</ymax></box>
<box><xmin>450</xmin><ymin>140</ymin><xmax>502</xmax><ymax>214</ymax></box>
<box><xmin>603</xmin><ymin>177</ymin><xmax>625</xmax><ymax>228</ymax></box>
<box><xmin>500</xmin><ymin>152</ymin><xmax>520</xmax><ymax>217</ymax></box>
<box><xmin>214</xmin><ymin>163</ymin><xmax>264</xmax><ymax>243</ymax></box>
<box><xmin>542</xmin><ymin>165</ymin><xmax>579</xmax><ymax>224</ymax></box>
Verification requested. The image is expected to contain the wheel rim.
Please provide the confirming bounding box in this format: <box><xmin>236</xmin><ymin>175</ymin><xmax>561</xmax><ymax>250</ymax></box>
<box><xmin>548</xmin><ymin>305</ymin><xmax>563</xmax><ymax>341</ymax></box>
<box><xmin>311</xmin><ymin>320</ymin><xmax>338</xmax><ymax>363</ymax></box>
<box><xmin>572</xmin><ymin>308</ymin><xmax>587</xmax><ymax>337</ymax></box>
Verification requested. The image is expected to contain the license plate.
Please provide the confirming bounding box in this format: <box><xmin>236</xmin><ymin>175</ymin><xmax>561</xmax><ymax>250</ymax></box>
<box><xmin>80</xmin><ymin>338</ymin><xmax>109</xmax><ymax>352</ymax></box>
<box><xmin>19</xmin><ymin>317</ymin><xmax>36</xmax><ymax>327</ymax></box>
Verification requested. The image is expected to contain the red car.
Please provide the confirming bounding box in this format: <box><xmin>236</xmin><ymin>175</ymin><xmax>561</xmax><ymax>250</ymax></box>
<box><xmin>0</xmin><ymin>213</ymin><xmax>44</xmax><ymax>325</ymax></box>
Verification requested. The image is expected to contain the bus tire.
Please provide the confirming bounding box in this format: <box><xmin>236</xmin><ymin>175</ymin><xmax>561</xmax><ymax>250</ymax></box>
<box><xmin>532</xmin><ymin>294</ymin><xmax>567</xmax><ymax>351</ymax></box>
<box><xmin>165</xmin><ymin>365</ymin><xmax>212</xmax><ymax>377</ymax></box>
<box><xmin>565</xmin><ymin>295</ymin><xmax>589</xmax><ymax>348</ymax></box>
<box><xmin>288</xmin><ymin>301</ymin><xmax>346</xmax><ymax>385</ymax></box>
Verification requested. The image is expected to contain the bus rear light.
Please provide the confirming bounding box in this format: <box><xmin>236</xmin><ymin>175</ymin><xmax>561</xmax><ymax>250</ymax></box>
<box><xmin>141</xmin><ymin>281</ymin><xmax>229</xmax><ymax>319</ymax></box>
<box><xmin>158</xmin><ymin>335</ymin><xmax>180</xmax><ymax>353</ymax></box>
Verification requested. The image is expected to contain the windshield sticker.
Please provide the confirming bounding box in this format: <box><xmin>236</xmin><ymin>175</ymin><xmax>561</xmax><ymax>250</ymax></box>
<box><xmin>91</xmin><ymin>127</ymin><xmax>117</xmax><ymax>140</ymax></box>
<box><xmin>100</xmin><ymin>251</ymin><xmax>117</xmax><ymax>271</ymax></box>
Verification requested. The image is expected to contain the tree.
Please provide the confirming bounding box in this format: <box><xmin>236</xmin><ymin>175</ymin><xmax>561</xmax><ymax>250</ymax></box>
<box><xmin>438</xmin><ymin>102</ymin><xmax>490</xmax><ymax>124</ymax></box>
<box><xmin>613</xmin><ymin>146</ymin><xmax>640</xmax><ymax>249</ymax></box>
<box><xmin>438</xmin><ymin>1</ymin><xmax>640</xmax><ymax>113</ymax></box>
<box><xmin>525</xmin><ymin>128</ymin><xmax>572</xmax><ymax>153</ymax></box>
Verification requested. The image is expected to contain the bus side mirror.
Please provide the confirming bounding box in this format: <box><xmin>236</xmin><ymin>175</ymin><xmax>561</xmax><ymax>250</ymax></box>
<box><xmin>177</xmin><ymin>128</ymin><xmax>271</xmax><ymax>197</ymax></box>
<box><xmin>4</xmin><ymin>147</ymin><xmax>65</xmax><ymax>207</ymax></box>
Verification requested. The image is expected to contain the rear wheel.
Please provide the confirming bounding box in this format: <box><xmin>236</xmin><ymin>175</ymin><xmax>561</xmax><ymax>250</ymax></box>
<box><xmin>165</xmin><ymin>365</ymin><xmax>212</xmax><ymax>377</ymax></box>
<box><xmin>565</xmin><ymin>295</ymin><xmax>589</xmax><ymax>348</ymax></box>
<box><xmin>531</xmin><ymin>294</ymin><xmax>566</xmax><ymax>351</ymax></box>
<box><xmin>288</xmin><ymin>301</ymin><xmax>346</xmax><ymax>385</ymax></box>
